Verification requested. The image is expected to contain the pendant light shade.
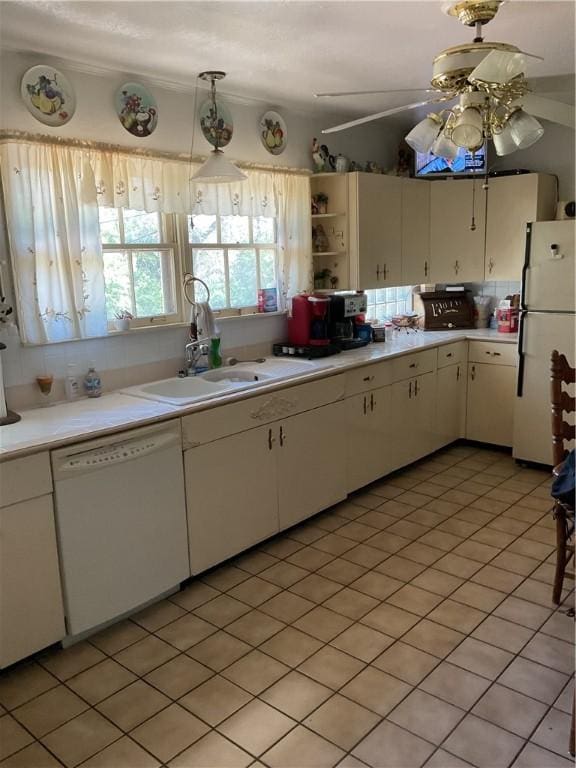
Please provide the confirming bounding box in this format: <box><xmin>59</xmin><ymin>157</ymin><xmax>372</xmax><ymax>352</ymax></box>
<box><xmin>192</xmin><ymin>149</ymin><xmax>247</xmax><ymax>183</ymax></box>
<box><xmin>451</xmin><ymin>107</ymin><xmax>484</xmax><ymax>149</ymax></box>
<box><xmin>493</xmin><ymin>121</ymin><xmax>518</xmax><ymax>156</ymax></box>
<box><xmin>508</xmin><ymin>109</ymin><xmax>544</xmax><ymax>150</ymax></box>
<box><xmin>431</xmin><ymin>131</ymin><xmax>459</xmax><ymax>161</ymax></box>
<box><xmin>405</xmin><ymin>114</ymin><xmax>443</xmax><ymax>153</ymax></box>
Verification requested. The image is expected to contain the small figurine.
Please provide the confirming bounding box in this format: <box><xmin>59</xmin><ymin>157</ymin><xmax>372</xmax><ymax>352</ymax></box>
<box><xmin>312</xmin><ymin>138</ymin><xmax>325</xmax><ymax>172</ymax></box>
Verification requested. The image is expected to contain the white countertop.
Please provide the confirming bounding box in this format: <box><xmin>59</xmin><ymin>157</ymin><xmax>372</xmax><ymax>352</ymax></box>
<box><xmin>0</xmin><ymin>329</ymin><xmax>517</xmax><ymax>460</ymax></box>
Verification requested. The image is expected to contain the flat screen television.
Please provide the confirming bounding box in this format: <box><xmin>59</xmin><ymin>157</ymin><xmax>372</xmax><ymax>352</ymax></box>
<box><xmin>415</xmin><ymin>142</ymin><xmax>487</xmax><ymax>178</ymax></box>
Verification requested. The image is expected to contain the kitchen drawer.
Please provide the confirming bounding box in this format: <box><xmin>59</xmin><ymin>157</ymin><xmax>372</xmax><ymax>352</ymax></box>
<box><xmin>345</xmin><ymin>361</ymin><xmax>392</xmax><ymax>397</ymax></box>
<box><xmin>391</xmin><ymin>349</ymin><xmax>437</xmax><ymax>383</ymax></box>
<box><xmin>468</xmin><ymin>341</ymin><xmax>517</xmax><ymax>367</ymax></box>
<box><xmin>0</xmin><ymin>452</ymin><xmax>52</xmax><ymax>508</ymax></box>
<box><xmin>182</xmin><ymin>374</ymin><xmax>346</xmax><ymax>448</ymax></box>
<box><xmin>438</xmin><ymin>341</ymin><xmax>468</xmax><ymax>369</ymax></box>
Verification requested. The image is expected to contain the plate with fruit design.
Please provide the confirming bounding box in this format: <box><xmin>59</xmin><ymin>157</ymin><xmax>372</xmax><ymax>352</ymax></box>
<box><xmin>21</xmin><ymin>65</ymin><xmax>76</xmax><ymax>126</ymax></box>
<box><xmin>259</xmin><ymin>111</ymin><xmax>287</xmax><ymax>155</ymax></box>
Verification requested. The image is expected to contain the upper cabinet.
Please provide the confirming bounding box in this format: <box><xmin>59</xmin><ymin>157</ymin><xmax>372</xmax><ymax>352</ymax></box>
<box><xmin>484</xmin><ymin>173</ymin><xmax>557</xmax><ymax>281</ymax></box>
<box><xmin>401</xmin><ymin>178</ymin><xmax>431</xmax><ymax>285</ymax></box>
<box><xmin>349</xmin><ymin>173</ymin><xmax>402</xmax><ymax>289</ymax></box>
<box><xmin>429</xmin><ymin>179</ymin><xmax>487</xmax><ymax>283</ymax></box>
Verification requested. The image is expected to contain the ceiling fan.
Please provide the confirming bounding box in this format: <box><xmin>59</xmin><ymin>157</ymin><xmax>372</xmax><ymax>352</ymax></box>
<box><xmin>317</xmin><ymin>0</ymin><xmax>575</xmax><ymax>158</ymax></box>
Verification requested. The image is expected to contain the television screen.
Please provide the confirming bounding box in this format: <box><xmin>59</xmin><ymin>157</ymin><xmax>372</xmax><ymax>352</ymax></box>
<box><xmin>415</xmin><ymin>143</ymin><xmax>487</xmax><ymax>177</ymax></box>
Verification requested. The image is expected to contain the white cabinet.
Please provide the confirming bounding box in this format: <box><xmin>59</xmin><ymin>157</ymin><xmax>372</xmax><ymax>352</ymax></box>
<box><xmin>1</xmin><ymin>493</ymin><xmax>65</xmax><ymax>668</ymax></box>
<box><xmin>184</xmin><ymin>425</ymin><xmax>278</xmax><ymax>575</ymax></box>
<box><xmin>349</xmin><ymin>173</ymin><xmax>402</xmax><ymax>289</ymax></box>
<box><xmin>466</xmin><ymin>362</ymin><xmax>516</xmax><ymax>446</ymax></box>
<box><xmin>436</xmin><ymin>363</ymin><xmax>467</xmax><ymax>448</ymax></box>
<box><xmin>278</xmin><ymin>401</ymin><xmax>347</xmax><ymax>529</ymax></box>
<box><xmin>430</xmin><ymin>179</ymin><xmax>487</xmax><ymax>283</ymax></box>
<box><xmin>401</xmin><ymin>178</ymin><xmax>431</xmax><ymax>285</ymax></box>
<box><xmin>485</xmin><ymin>174</ymin><xmax>557</xmax><ymax>281</ymax></box>
<box><xmin>346</xmin><ymin>386</ymin><xmax>394</xmax><ymax>493</ymax></box>
<box><xmin>391</xmin><ymin>371</ymin><xmax>437</xmax><ymax>468</ymax></box>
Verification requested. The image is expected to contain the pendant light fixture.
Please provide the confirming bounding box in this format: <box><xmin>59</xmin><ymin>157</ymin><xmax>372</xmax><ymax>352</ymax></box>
<box><xmin>191</xmin><ymin>71</ymin><xmax>247</xmax><ymax>184</ymax></box>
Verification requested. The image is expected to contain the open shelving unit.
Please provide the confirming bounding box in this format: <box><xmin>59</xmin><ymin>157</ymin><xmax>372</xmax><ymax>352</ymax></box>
<box><xmin>311</xmin><ymin>173</ymin><xmax>350</xmax><ymax>290</ymax></box>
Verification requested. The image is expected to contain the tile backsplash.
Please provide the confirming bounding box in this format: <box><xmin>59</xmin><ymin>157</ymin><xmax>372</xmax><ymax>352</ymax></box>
<box><xmin>0</xmin><ymin>313</ymin><xmax>288</xmax><ymax>411</ymax></box>
<box><xmin>463</xmin><ymin>280</ymin><xmax>522</xmax><ymax>300</ymax></box>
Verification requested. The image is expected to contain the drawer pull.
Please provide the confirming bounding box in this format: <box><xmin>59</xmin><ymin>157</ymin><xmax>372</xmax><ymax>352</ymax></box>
<box><xmin>414</xmin><ymin>379</ymin><xmax>419</xmax><ymax>397</ymax></box>
<box><xmin>363</xmin><ymin>396</ymin><xmax>367</xmax><ymax>415</ymax></box>
<box><xmin>370</xmin><ymin>393</ymin><xmax>374</xmax><ymax>411</ymax></box>
<box><xmin>446</xmin><ymin>352</ymin><xmax>453</xmax><ymax>358</ymax></box>
<box><xmin>456</xmin><ymin>365</ymin><xmax>460</xmax><ymax>381</ymax></box>
<box><xmin>268</xmin><ymin>428</ymin><xmax>275</xmax><ymax>450</ymax></box>
<box><xmin>424</xmin><ymin>260</ymin><xmax>429</xmax><ymax>278</ymax></box>
<box><xmin>486</xmin><ymin>351</ymin><xmax>501</xmax><ymax>357</ymax></box>
<box><xmin>409</xmin><ymin>381</ymin><xmax>412</xmax><ymax>399</ymax></box>
<box><xmin>409</xmin><ymin>362</ymin><xmax>418</xmax><ymax>369</ymax></box>
<box><xmin>279</xmin><ymin>426</ymin><xmax>286</xmax><ymax>447</ymax></box>
<box><xmin>471</xmin><ymin>365</ymin><xmax>476</xmax><ymax>381</ymax></box>
<box><xmin>363</xmin><ymin>375</ymin><xmax>375</xmax><ymax>382</ymax></box>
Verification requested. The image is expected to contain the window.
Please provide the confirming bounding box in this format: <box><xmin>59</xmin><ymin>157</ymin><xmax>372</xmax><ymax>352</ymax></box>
<box><xmin>99</xmin><ymin>208</ymin><xmax>180</xmax><ymax>326</ymax></box>
<box><xmin>364</xmin><ymin>286</ymin><xmax>413</xmax><ymax>323</ymax></box>
<box><xmin>188</xmin><ymin>213</ymin><xmax>278</xmax><ymax>312</ymax></box>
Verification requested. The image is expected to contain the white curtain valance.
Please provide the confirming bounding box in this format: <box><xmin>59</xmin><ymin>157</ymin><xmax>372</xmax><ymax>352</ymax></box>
<box><xmin>91</xmin><ymin>151</ymin><xmax>278</xmax><ymax>217</ymax></box>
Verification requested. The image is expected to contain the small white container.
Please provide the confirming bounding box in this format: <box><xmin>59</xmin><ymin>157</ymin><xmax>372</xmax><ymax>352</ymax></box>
<box><xmin>65</xmin><ymin>363</ymin><xmax>81</xmax><ymax>400</ymax></box>
<box><xmin>114</xmin><ymin>318</ymin><xmax>131</xmax><ymax>332</ymax></box>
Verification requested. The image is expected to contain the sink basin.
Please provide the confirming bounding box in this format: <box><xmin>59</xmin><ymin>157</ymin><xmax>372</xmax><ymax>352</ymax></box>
<box><xmin>201</xmin><ymin>368</ymin><xmax>271</xmax><ymax>384</ymax></box>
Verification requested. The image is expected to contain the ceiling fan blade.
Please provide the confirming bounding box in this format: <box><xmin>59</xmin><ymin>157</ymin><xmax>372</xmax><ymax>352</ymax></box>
<box><xmin>321</xmin><ymin>98</ymin><xmax>446</xmax><ymax>135</ymax></box>
<box><xmin>521</xmin><ymin>94</ymin><xmax>575</xmax><ymax>128</ymax></box>
<box><xmin>469</xmin><ymin>49</ymin><xmax>544</xmax><ymax>85</ymax></box>
<box><xmin>315</xmin><ymin>88</ymin><xmax>435</xmax><ymax>98</ymax></box>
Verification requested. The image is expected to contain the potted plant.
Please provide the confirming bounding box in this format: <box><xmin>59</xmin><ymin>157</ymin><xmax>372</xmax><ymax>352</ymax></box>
<box><xmin>314</xmin><ymin>268</ymin><xmax>332</xmax><ymax>290</ymax></box>
<box><xmin>315</xmin><ymin>193</ymin><xmax>329</xmax><ymax>214</ymax></box>
<box><xmin>114</xmin><ymin>309</ymin><xmax>133</xmax><ymax>331</ymax></box>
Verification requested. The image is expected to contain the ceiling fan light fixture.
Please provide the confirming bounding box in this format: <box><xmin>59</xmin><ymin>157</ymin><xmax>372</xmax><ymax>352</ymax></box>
<box><xmin>492</xmin><ymin>120</ymin><xmax>519</xmax><ymax>156</ymax></box>
<box><xmin>451</xmin><ymin>106</ymin><xmax>484</xmax><ymax>148</ymax></box>
<box><xmin>405</xmin><ymin>113</ymin><xmax>443</xmax><ymax>153</ymax></box>
<box><xmin>192</xmin><ymin>148</ymin><xmax>248</xmax><ymax>184</ymax></box>
<box><xmin>508</xmin><ymin>108</ymin><xmax>545</xmax><ymax>149</ymax></box>
<box><xmin>432</xmin><ymin>131</ymin><xmax>459</xmax><ymax>160</ymax></box>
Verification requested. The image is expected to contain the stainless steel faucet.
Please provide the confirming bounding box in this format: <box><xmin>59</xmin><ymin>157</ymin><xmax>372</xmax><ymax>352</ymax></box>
<box><xmin>183</xmin><ymin>338</ymin><xmax>210</xmax><ymax>376</ymax></box>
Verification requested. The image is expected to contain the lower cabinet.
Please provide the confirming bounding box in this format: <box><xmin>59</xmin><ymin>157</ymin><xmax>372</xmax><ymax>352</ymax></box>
<box><xmin>391</xmin><ymin>371</ymin><xmax>437</xmax><ymax>468</ymax></box>
<box><xmin>1</xmin><ymin>494</ymin><xmax>66</xmax><ymax>668</ymax></box>
<box><xmin>466</xmin><ymin>362</ymin><xmax>516</xmax><ymax>446</ymax></box>
<box><xmin>184</xmin><ymin>425</ymin><xmax>278</xmax><ymax>575</ymax></box>
<box><xmin>184</xmin><ymin>399</ymin><xmax>347</xmax><ymax>574</ymax></box>
<box><xmin>346</xmin><ymin>385</ymin><xmax>394</xmax><ymax>493</ymax></box>
<box><xmin>436</xmin><ymin>363</ymin><xmax>467</xmax><ymax>448</ymax></box>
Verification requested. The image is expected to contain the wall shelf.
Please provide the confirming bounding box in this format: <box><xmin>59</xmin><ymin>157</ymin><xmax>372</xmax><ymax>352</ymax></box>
<box><xmin>311</xmin><ymin>213</ymin><xmax>346</xmax><ymax>219</ymax></box>
<box><xmin>312</xmin><ymin>251</ymin><xmax>345</xmax><ymax>257</ymax></box>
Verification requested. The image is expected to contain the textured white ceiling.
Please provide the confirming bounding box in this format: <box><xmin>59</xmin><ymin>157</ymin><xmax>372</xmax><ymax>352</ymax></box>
<box><xmin>1</xmin><ymin>0</ymin><xmax>574</xmax><ymax>121</ymax></box>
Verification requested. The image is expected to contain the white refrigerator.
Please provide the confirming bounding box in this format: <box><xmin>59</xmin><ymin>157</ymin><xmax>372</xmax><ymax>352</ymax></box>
<box><xmin>513</xmin><ymin>220</ymin><xmax>575</xmax><ymax>465</ymax></box>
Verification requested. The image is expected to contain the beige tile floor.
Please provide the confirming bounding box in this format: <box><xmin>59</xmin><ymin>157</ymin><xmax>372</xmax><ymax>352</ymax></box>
<box><xmin>0</xmin><ymin>444</ymin><xmax>574</xmax><ymax>768</ymax></box>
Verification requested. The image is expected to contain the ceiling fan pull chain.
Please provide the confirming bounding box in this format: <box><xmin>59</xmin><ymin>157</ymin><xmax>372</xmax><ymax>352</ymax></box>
<box><xmin>470</xmin><ymin>172</ymin><xmax>477</xmax><ymax>231</ymax></box>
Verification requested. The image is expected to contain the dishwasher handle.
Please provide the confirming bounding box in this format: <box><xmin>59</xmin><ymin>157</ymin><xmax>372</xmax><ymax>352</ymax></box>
<box><xmin>55</xmin><ymin>431</ymin><xmax>179</xmax><ymax>475</ymax></box>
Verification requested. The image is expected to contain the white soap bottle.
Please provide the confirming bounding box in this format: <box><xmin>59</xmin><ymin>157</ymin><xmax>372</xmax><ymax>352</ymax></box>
<box><xmin>64</xmin><ymin>363</ymin><xmax>81</xmax><ymax>400</ymax></box>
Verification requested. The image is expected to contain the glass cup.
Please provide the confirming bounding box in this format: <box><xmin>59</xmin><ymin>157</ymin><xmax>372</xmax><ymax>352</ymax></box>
<box><xmin>36</xmin><ymin>374</ymin><xmax>54</xmax><ymax>406</ymax></box>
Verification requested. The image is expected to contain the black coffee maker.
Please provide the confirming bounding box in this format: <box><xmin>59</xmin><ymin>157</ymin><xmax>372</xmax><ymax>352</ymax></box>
<box><xmin>327</xmin><ymin>293</ymin><xmax>369</xmax><ymax>349</ymax></box>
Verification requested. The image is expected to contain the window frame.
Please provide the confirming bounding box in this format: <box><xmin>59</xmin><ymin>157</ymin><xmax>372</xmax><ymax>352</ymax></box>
<box><xmin>99</xmin><ymin>208</ymin><xmax>184</xmax><ymax>330</ymax></box>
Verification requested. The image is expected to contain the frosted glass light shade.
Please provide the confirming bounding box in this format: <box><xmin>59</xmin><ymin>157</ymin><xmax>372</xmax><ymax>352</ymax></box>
<box><xmin>405</xmin><ymin>115</ymin><xmax>442</xmax><ymax>153</ymax></box>
<box><xmin>493</xmin><ymin>122</ymin><xmax>519</xmax><ymax>156</ymax></box>
<box><xmin>451</xmin><ymin>107</ymin><xmax>484</xmax><ymax>149</ymax></box>
<box><xmin>431</xmin><ymin>131</ymin><xmax>459</xmax><ymax>161</ymax></box>
<box><xmin>508</xmin><ymin>109</ymin><xmax>544</xmax><ymax>150</ymax></box>
<box><xmin>469</xmin><ymin>50</ymin><xmax>526</xmax><ymax>85</ymax></box>
<box><xmin>191</xmin><ymin>149</ymin><xmax>247</xmax><ymax>184</ymax></box>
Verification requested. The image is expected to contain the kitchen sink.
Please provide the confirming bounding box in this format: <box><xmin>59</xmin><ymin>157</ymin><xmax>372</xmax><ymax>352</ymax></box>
<box><xmin>121</xmin><ymin>358</ymin><xmax>329</xmax><ymax>406</ymax></box>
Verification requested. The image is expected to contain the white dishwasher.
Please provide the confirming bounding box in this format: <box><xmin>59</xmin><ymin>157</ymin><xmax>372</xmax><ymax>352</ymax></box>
<box><xmin>52</xmin><ymin>420</ymin><xmax>190</xmax><ymax>638</ymax></box>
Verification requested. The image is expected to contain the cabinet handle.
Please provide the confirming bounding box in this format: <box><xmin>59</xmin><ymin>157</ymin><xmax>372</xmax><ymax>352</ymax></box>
<box><xmin>363</xmin><ymin>395</ymin><xmax>367</xmax><ymax>415</ymax></box>
<box><xmin>363</xmin><ymin>375</ymin><xmax>375</xmax><ymax>382</ymax></box>
<box><xmin>424</xmin><ymin>260</ymin><xmax>429</xmax><ymax>277</ymax></box>
<box><xmin>279</xmin><ymin>426</ymin><xmax>285</xmax><ymax>447</ymax></box>
<box><xmin>488</xmin><ymin>258</ymin><xmax>494</xmax><ymax>274</ymax></box>
<box><xmin>446</xmin><ymin>352</ymin><xmax>453</xmax><ymax>358</ymax></box>
<box><xmin>376</xmin><ymin>264</ymin><xmax>380</xmax><ymax>279</ymax></box>
<box><xmin>370</xmin><ymin>393</ymin><xmax>374</xmax><ymax>411</ymax></box>
<box><xmin>409</xmin><ymin>362</ymin><xmax>418</xmax><ymax>369</ymax></box>
<box><xmin>471</xmin><ymin>365</ymin><xmax>476</xmax><ymax>381</ymax></box>
<box><xmin>414</xmin><ymin>379</ymin><xmax>419</xmax><ymax>397</ymax></box>
<box><xmin>382</xmin><ymin>263</ymin><xmax>388</xmax><ymax>280</ymax></box>
<box><xmin>454</xmin><ymin>260</ymin><xmax>460</xmax><ymax>275</ymax></box>
<box><xmin>409</xmin><ymin>381</ymin><xmax>412</xmax><ymax>399</ymax></box>
<box><xmin>456</xmin><ymin>365</ymin><xmax>460</xmax><ymax>381</ymax></box>
<box><xmin>485</xmin><ymin>351</ymin><xmax>501</xmax><ymax>357</ymax></box>
<box><xmin>268</xmin><ymin>428</ymin><xmax>275</xmax><ymax>450</ymax></box>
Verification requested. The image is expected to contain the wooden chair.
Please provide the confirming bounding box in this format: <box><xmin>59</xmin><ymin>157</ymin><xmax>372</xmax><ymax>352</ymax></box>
<box><xmin>550</xmin><ymin>350</ymin><xmax>575</xmax><ymax>606</ymax></box>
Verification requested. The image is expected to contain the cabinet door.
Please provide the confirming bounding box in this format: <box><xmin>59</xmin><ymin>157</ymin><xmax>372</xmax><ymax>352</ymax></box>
<box><xmin>277</xmin><ymin>401</ymin><xmax>347</xmax><ymax>529</ymax></box>
<box><xmin>436</xmin><ymin>363</ymin><xmax>466</xmax><ymax>449</ymax></box>
<box><xmin>485</xmin><ymin>174</ymin><xmax>556</xmax><ymax>281</ymax></box>
<box><xmin>1</xmin><ymin>495</ymin><xmax>65</xmax><ymax>668</ymax></box>
<box><xmin>402</xmin><ymin>178</ymin><xmax>431</xmax><ymax>285</ymax></box>
<box><xmin>412</xmin><ymin>371</ymin><xmax>437</xmax><ymax>461</ymax></box>
<box><xmin>184</xmin><ymin>425</ymin><xmax>279</xmax><ymax>574</ymax></box>
<box><xmin>430</xmin><ymin>179</ymin><xmax>486</xmax><ymax>283</ymax></box>
<box><xmin>350</xmin><ymin>173</ymin><xmax>402</xmax><ymax>289</ymax></box>
<box><xmin>390</xmin><ymin>378</ymin><xmax>418</xmax><ymax>470</ymax></box>
<box><xmin>466</xmin><ymin>363</ymin><xmax>515</xmax><ymax>446</ymax></box>
<box><xmin>346</xmin><ymin>385</ymin><xmax>393</xmax><ymax>493</ymax></box>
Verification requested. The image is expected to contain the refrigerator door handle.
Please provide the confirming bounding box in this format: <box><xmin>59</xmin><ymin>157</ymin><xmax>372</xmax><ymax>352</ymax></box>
<box><xmin>520</xmin><ymin>223</ymin><xmax>533</xmax><ymax>312</ymax></box>
<box><xmin>517</xmin><ymin>310</ymin><xmax>528</xmax><ymax>397</ymax></box>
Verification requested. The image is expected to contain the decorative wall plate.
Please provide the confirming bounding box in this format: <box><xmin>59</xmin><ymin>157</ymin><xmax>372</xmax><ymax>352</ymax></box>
<box><xmin>259</xmin><ymin>111</ymin><xmax>287</xmax><ymax>155</ymax></box>
<box><xmin>199</xmin><ymin>98</ymin><xmax>233</xmax><ymax>148</ymax></box>
<box><xmin>21</xmin><ymin>65</ymin><xmax>76</xmax><ymax>126</ymax></box>
<box><xmin>115</xmin><ymin>82</ymin><xmax>158</xmax><ymax>137</ymax></box>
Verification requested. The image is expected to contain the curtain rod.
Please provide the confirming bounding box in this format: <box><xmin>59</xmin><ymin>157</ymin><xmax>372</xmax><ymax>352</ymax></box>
<box><xmin>0</xmin><ymin>130</ymin><xmax>312</xmax><ymax>177</ymax></box>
